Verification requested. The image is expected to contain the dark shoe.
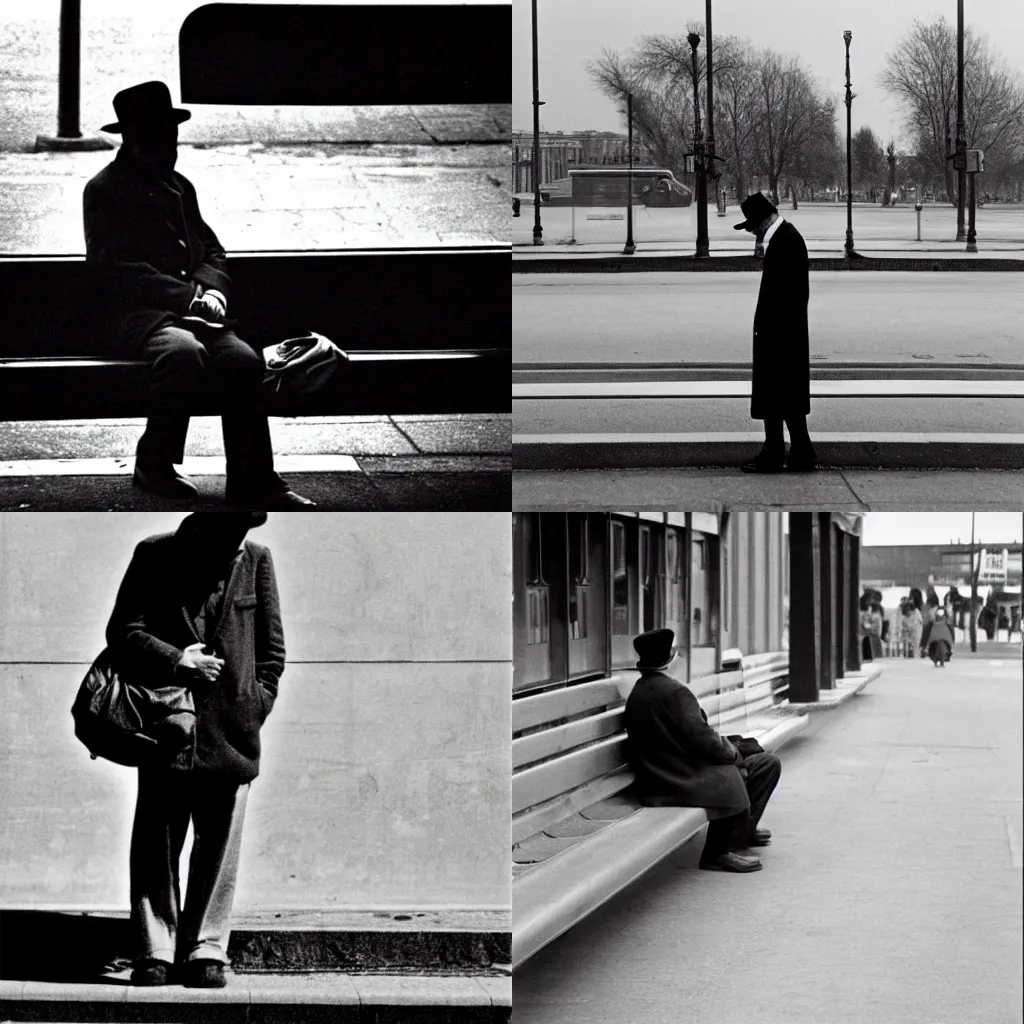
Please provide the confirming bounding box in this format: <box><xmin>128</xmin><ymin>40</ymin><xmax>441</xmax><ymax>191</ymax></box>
<box><xmin>786</xmin><ymin>449</ymin><xmax>818</xmax><ymax>472</ymax></box>
<box><xmin>748</xmin><ymin>828</ymin><xmax>772</xmax><ymax>847</ymax></box>
<box><xmin>699</xmin><ymin>850</ymin><xmax>763</xmax><ymax>872</ymax></box>
<box><xmin>740</xmin><ymin>448</ymin><xmax>785</xmax><ymax>474</ymax></box>
<box><xmin>134</xmin><ymin>461</ymin><xmax>199</xmax><ymax>499</ymax></box>
<box><xmin>131</xmin><ymin>960</ymin><xmax>171</xmax><ymax>986</ymax></box>
<box><xmin>182</xmin><ymin>959</ymin><xmax>227</xmax><ymax>989</ymax></box>
<box><xmin>226</xmin><ymin>487</ymin><xmax>317</xmax><ymax>509</ymax></box>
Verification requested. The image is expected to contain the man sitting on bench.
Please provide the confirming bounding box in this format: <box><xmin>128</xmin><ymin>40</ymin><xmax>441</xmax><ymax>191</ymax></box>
<box><xmin>624</xmin><ymin>628</ymin><xmax>781</xmax><ymax>874</ymax></box>
<box><xmin>83</xmin><ymin>81</ymin><xmax>314</xmax><ymax>508</ymax></box>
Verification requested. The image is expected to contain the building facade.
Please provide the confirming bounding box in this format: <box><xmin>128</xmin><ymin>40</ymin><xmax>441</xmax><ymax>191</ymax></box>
<box><xmin>513</xmin><ymin>511</ymin><xmax>864</xmax><ymax>702</ymax></box>
<box><xmin>512</xmin><ymin>130</ymin><xmax>655</xmax><ymax>194</ymax></box>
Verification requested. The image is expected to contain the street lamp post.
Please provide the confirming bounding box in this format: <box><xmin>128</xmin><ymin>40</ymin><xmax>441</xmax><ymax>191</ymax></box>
<box><xmin>688</xmin><ymin>32</ymin><xmax>709</xmax><ymax>258</ymax></box>
<box><xmin>531</xmin><ymin>0</ymin><xmax>543</xmax><ymax>246</ymax></box>
<box><xmin>955</xmin><ymin>0</ymin><xmax>967</xmax><ymax>243</ymax></box>
<box><xmin>843</xmin><ymin>30</ymin><xmax>855</xmax><ymax>257</ymax></box>
<box><xmin>705</xmin><ymin>0</ymin><xmax>717</xmax><ymax>225</ymax></box>
<box><xmin>624</xmin><ymin>92</ymin><xmax>636</xmax><ymax>255</ymax></box>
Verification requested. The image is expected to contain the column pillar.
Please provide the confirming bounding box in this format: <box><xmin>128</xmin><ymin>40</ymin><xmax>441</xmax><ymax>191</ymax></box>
<box><xmin>846</xmin><ymin>532</ymin><xmax>862</xmax><ymax>672</ymax></box>
<box><xmin>818</xmin><ymin>513</ymin><xmax>835</xmax><ymax>690</ymax></box>
<box><xmin>788</xmin><ymin>513</ymin><xmax>820</xmax><ymax>702</ymax></box>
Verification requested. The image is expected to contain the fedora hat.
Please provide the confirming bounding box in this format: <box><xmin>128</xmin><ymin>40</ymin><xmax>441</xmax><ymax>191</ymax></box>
<box><xmin>733</xmin><ymin>192</ymin><xmax>777</xmax><ymax>230</ymax></box>
<box><xmin>101</xmin><ymin>81</ymin><xmax>190</xmax><ymax>134</ymax></box>
<box><xmin>633</xmin><ymin>628</ymin><xmax>676</xmax><ymax>671</ymax></box>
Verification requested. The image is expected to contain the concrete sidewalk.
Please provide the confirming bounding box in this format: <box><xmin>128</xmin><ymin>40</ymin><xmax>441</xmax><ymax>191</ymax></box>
<box><xmin>0</xmin><ymin>138</ymin><xmax>512</xmax><ymax>254</ymax></box>
<box><xmin>0</xmin><ymin>415</ymin><xmax>510</xmax><ymax>510</ymax></box>
<box><xmin>512</xmin><ymin>467</ymin><xmax>1024</xmax><ymax>511</ymax></box>
<box><xmin>513</xmin><ymin>652</ymin><xmax>1023</xmax><ymax>1024</ymax></box>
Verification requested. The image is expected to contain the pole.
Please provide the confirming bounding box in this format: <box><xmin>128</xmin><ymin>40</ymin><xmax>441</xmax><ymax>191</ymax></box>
<box><xmin>705</xmin><ymin>0</ymin><xmax>717</xmax><ymax>226</ymax></box>
<box><xmin>624</xmin><ymin>92</ymin><xmax>636</xmax><ymax>255</ymax></box>
<box><xmin>966</xmin><ymin>169</ymin><xmax>977</xmax><ymax>252</ymax></box>
<box><xmin>843</xmin><ymin>31</ymin><xmax>854</xmax><ymax>256</ymax></box>
<box><xmin>57</xmin><ymin>0</ymin><xmax>82</xmax><ymax>138</ymax></box>
<box><xmin>688</xmin><ymin>32</ymin><xmax>708</xmax><ymax>258</ymax></box>
<box><xmin>969</xmin><ymin>512</ymin><xmax>978</xmax><ymax>652</ymax></box>
<box><xmin>956</xmin><ymin>0</ymin><xmax>966</xmax><ymax>243</ymax></box>
<box><xmin>531</xmin><ymin>0</ymin><xmax>543</xmax><ymax>246</ymax></box>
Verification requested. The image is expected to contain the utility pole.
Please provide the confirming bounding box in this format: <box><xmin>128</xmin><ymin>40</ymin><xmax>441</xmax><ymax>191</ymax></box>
<box><xmin>705</xmin><ymin>0</ymin><xmax>717</xmax><ymax>228</ymax></box>
<box><xmin>531</xmin><ymin>0</ymin><xmax>544</xmax><ymax>246</ymax></box>
<box><xmin>843</xmin><ymin>31</ymin><xmax>855</xmax><ymax>257</ymax></box>
<box><xmin>955</xmin><ymin>0</ymin><xmax>967</xmax><ymax>243</ymax></box>
<box><xmin>687</xmin><ymin>32</ymin><xmax>708</xmax><ymax>258</ymax></box>
<box><xmin>624</xmin><ymin>92</ymin><xmax>636</xmax><ymax>255</ymax></box>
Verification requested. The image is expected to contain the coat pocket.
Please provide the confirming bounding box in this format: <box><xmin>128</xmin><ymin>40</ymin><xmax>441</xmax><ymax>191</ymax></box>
<box><xmin>235</xmin><ymin>593</ymin><xmax>258</xmax><ymax>610</ymax></box>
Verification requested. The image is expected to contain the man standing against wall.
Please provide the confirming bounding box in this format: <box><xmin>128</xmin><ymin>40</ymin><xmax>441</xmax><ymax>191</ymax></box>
<box><xmin>106</xmin><ymin>512</ymin><xmax>284</xmax><ymax>988</ymax></box>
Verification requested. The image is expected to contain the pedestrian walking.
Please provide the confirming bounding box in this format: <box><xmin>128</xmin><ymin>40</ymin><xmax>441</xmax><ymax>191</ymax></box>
<box><xmin>899</xmin><ymin>599</ymin><xmax>923</xmax><ymax>658</ymax></box>
<box><xmin>860</xmin><ymin>595</ymin><xmax>883</xmax><ymax>661</ymax></box>
<box><xmin>106</xmin><ymin>513</ymin><xmax>284</xmax><ymax>989</ymax></box>
<box><xmin>84</xmin><ymin>82</ymin><xmax>314</xmax><ymax>508</ymax></box>
<box><xmin>926</xmin><ymin>610</ymin><xmax>955</xmax><ymax>667</ymax></box>
<box><xmin>733</xmin><ymin>193</ymin><xmax>817</xmax><ymax>473</ymax></box>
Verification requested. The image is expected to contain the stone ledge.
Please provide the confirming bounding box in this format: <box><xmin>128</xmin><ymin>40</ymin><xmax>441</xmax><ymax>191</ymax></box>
<box><xmin>770</xmin><ymin>665</ymin><xmax>882</xmax><ymax>714</ymax></box>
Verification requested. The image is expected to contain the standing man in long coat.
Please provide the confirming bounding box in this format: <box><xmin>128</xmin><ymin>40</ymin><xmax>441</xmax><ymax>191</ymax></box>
<box><xmin>734</xmin><ymin>193</ymin><xmax>817</xmax><ymax>473</ymax></box>
<box><xmin>106</xmin><ymin>512</ymin><xmax>284</xmax><ymax>988</ymax></box>
<box><xmin>623</xmin><ymin>628</ymin><xmax>782</xmax><ymax>873</ymax></box>
<box><xmin>83</xmin><ymin>81</ymin><xmax>313</xmax><ymax>508</ymax></box>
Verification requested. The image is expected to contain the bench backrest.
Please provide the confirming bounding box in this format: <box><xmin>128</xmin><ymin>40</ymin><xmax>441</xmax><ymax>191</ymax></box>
<box><xmin>0</xmin><ymin>253</ymin><xmax>506</xmax><ymax>359</ymax></box>
<box><xmin>512</xmin><ymin>660</ymin><xmax>792</xmax><ymax>844</ymax></box>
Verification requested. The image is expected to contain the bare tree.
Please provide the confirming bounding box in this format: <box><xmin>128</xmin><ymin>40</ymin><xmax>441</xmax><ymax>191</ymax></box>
<box><xmin>886</xmin><ymin>140</ymin><xmax>899</xmax><ymax>204</ymax></box>
<box><xmin>749</xmin><ymin>51</ymin><xmax>835</xmax><ymax>205</ymax></box>
<box><xmin>879</xmin><ymin>17</ymin><xmax>1024</xmax><ymax>205</ymax></box>
<box><xmin>712</xmin><ymin>37</ymin><xmax>760</xmax><ymax>200</ymax></box>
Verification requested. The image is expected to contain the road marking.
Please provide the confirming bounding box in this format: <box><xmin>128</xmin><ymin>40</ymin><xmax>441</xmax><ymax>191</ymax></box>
<box><xmin>0</xmin><ymin>455</ymin><xmax>360</xmax><ymax>477</ymax></box>
<box><xmin>1007</xmin><ymin>817</ymin><xmax>1023</xmax><ymax>869</ymax></box>
<box><xmin>513</xmin><ymin>379</ymin><xmax>1024</xmax><ymax>399</ymax></box>
<box><xmin>513</xmin><ymin>431</ymin><xmax>1024</xmax><ymax>445</ymax></box>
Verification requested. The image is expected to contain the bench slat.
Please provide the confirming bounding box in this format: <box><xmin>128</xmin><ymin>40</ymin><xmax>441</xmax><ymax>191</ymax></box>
<box><xmin>512</xmin><ymin>805</ymin><xmax>709</xmax><ymax>969</ymax></box>
<box><xmin>513</xmin><ymin>679</ymin><xmax>628</xmax><ymax>734</ymax></box>
<box><xmin>512</xmin><ymin>768</ymin><xmax>635</xmax><ymax>846</ymax></box>
<box><xmin>513</xmin><ymin>735</ymin><xmax>629</xmax><ymax>816</ymax></box>
<box><xmin>512</xmin><ymin>707</ymin><xmax>624</xmax><ymax>770</ymax></box>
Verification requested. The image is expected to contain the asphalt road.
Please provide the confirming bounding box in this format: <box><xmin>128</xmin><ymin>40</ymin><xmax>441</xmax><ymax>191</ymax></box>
<box><xmin>512</xmin><ymin>272</ymin><xmax>1024</xmax><ymax>367</ymax></box>
<box><xmin>513</xmin><ymin>651</ymin><xmax>1023</xmax><ymax>1024</ymax></box>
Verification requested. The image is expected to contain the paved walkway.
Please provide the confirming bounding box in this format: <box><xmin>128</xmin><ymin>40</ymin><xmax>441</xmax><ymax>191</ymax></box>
<box><xmin>512</xmin><ymin>467</ymin><xmax>1024</xmax><ymax>510</ymax></box>
<box><xmin>514</xmin><ymin>649</ymin><xmax>1023</xmax><ymax>1024</ymax></box>
<box><xmin>0</xmin><ymin>415</ymin><xmax>509</xmax><ymax>510</ymax></box>
<box><xmin>0</xmin><ymin>138</ymin><xmax>511</xmax><ymax>254</ymax></box>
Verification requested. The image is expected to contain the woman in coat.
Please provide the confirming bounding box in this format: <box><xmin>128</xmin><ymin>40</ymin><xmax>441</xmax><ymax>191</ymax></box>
<box><xmin>927</xmin><ymin>612</ymin><xmax>956</xmax><ymax>666</ymax></box>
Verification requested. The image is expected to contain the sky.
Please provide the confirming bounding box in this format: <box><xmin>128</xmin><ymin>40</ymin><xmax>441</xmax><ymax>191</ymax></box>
<box><xmin>512</xmin><ymin>0</ymin><xmax>1024</xmax><ymax>150</ymax></box>
<box><xmin>862</xmin><ymin>513</ymin><xmax>1023</xmax><ymax>547</ymax></box>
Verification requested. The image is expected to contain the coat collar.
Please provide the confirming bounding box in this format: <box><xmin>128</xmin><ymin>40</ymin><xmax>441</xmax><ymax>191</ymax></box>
<box><xmin>763</xmin><ymin>215</ymin><xmax>786</xmax><ymax>249</ymax></box>
<box><xmin>179</xmin><ymin>543</ymin><xmax>252</xmax><ymax>645</ymax></box>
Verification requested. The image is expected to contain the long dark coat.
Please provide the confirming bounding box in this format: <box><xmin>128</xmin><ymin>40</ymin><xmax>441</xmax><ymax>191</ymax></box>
<box><xmin>623</xmin><ymin>670</ymin><xmax>749</xmax><ymax>819</ymax></box>
<box><xmin>751</xmin><ymin>219</ymin><xmax>811</xmax><ymax>419</ymax></box>
<box><xmin>106</xmin><ymin>532</ymin><xmax>285</xmax><ymax>783</ymax></box>
<box><xmin>83</xmin><ymin>148</ymin><xmax>232</xmax><ymax>356</ymax></box>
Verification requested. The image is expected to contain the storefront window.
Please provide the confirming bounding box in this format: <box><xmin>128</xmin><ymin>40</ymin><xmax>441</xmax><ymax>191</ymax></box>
<box><xmin>612</xmin><ymin>519</ymin><xmax>629</xmax><ymax>634</ymax></box>
<box><xmin>691</xmin><ymin>534</ymin><xmax>711</xmax><ymax>647</ymax></box>
<box><xmin>523</xmin><ymin>513</ymin><xmax>549</xmax><ymax>647</ymax></box>
<box><xmin>568</xmin><ymin>514</ymin><xmax>589</xmax><ymax>640</ymax></box>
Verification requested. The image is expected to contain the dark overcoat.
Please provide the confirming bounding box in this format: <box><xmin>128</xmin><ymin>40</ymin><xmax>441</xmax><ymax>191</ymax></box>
<box><xmin>106</xmin><ymin>533</ymin><xmax>285</xmax><ymax>783</ymax></box>
<box><xmin>623</xmin><ymin>670</ymin><xmax>749</xmax><ymax>819</ymax></box>
<box><xmin>751</xmin><ymin>219</ymin><xmax>811</xmax><ymax>419</ymax></box>
<box><xmin>83</xmin><ymin>148</ymin><xmax>232</xmax><ymax>356</ymax></box>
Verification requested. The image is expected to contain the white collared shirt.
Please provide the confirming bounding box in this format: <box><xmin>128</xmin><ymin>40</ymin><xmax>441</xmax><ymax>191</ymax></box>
<box><xmin>762</xmin><ymin>215</ymin><xmax>785</xmax><ymax>248</ymax></box>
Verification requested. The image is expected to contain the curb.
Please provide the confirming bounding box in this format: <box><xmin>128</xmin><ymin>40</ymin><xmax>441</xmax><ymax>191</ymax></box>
<box><xmin>512</xmin><ymin>438</ymin><xmax>1024</xmax><ymax>472</ymax></box>
<box><xmin>774</xmin><ymin>665</ymin><xmax>882</xmax><ymax>714</ymax></box>
<box><xmin>0</xmin><ymin>909</ymin><xmax>511</xmax><ymax>978</ymax></box>
<box><xmin>512</xmin><ymin>254</ymin><xmax>1024</xmax><ymax>273</ymax></box>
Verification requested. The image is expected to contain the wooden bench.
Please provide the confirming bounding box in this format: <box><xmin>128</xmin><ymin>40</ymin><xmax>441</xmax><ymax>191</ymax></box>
<box><xmin>0</xmin><ymin>4</ymin><xmax>509</xmax><ymax>422</ymax></box>
<box><xmin>512</xmin><ymin>652</ymin><xmax>808</xmax><ymax>969</ymax></box>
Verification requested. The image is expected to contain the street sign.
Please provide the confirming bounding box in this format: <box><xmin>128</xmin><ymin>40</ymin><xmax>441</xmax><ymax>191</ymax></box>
<box><xmin>951</xmin><ymin>151</ymin><xmax>967</xmax><ymax>172</ymax></box>
<box><xmin>966</xmin><ymin>149</ymin><xmax>985</xmax><ymax>173</ymax></box>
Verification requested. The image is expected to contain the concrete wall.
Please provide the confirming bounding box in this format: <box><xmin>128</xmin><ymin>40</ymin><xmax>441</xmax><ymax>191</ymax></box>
<box><xmin>0</xmin><ymin>513</ymin><xmax>511</xmax><ymax>911</ymax></box>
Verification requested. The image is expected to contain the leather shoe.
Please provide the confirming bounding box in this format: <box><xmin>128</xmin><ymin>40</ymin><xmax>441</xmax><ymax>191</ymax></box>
<box><xmin>699</xmin><ymin>850</ymin><xmax>763</xmax><ymax>872</ymax></box>
<box><xmin>225</xmin><ymin>488</ymin><xmax>317</xmax><ymax>509</ymax></box>
<box><xmin>786</xmin><ymin>450</ymin><xmax>818</xmax><ymax>472</ymax></box>
<box><xmin>131</xmin><ymin>959</ymin><xmax>171</xmax><ymax>987</ymax></box>
<box><xmin>754</xmin><ymin>827</ymin><xmax>771</xmax><ymax>841</ymax></box>
<box><xmin>182</xmin><ymin>959</ymin><xmax>227</xmax><ymax>989</ymax></box>
<box><xmin>133</xmin><ymin>462</ymin><xmax>199</xmax><ymax>499</ymax></box>
<box><xmin>740</xmin><ymin>449</ymin><xmax>785</xmax><ymax>474</ymax></box>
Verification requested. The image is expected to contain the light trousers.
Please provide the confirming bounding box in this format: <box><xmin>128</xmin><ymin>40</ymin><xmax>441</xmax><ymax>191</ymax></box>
<box><xmin>130</xmin><ymin>768</ymin><xmax>249</xmax><ymax>965</ymax></box>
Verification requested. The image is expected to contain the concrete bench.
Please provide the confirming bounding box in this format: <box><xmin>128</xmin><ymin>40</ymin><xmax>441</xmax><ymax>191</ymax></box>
<box><xmin>512</xmin><ymin>652</ymin><xmax>807</xmax><ymax>969</ymax></box>
<box><xmin>0</xmin><ymin>253</ymin><xmax>508</xmax><ymax>419</ymax></box>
